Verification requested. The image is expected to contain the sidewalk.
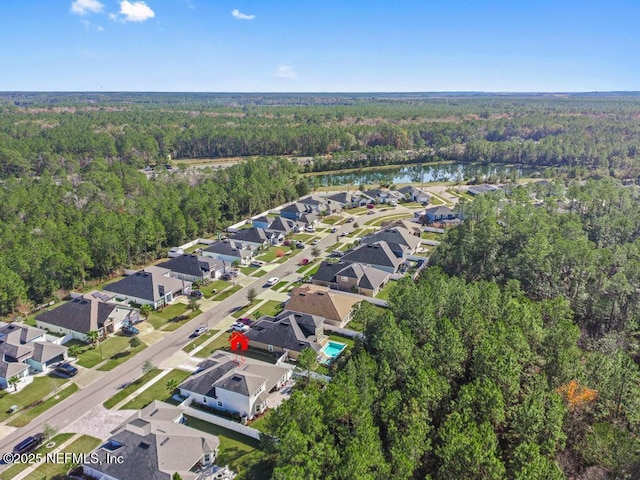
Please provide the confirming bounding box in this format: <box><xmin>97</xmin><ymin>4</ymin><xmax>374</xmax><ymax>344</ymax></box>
<box><xmin>12</xmin><ymin>433</ymin><xmax>80</xmax><ymax>480</ymax></box>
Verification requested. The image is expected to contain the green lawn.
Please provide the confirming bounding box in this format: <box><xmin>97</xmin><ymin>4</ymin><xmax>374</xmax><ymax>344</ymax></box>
<box><xmin>347</xmin><ymin>207</ymin><xmax>367</xmax><ymax>214</ymax></box>
<box><xmin>7</xmin><ymin>383</ymin><xmax>79</xmax><ymax>428</ymax></box>
<box><xmin>195</xmin><ymin>333</ymin><xmax>232</xmax><ymax>358</ymax></box>
<box><xmin>97</xmin><ymin>342</ymin><xmax>147</xmax><ymax>371</ymax></box>
<box><xmin>182</xmin><ymin>330</ymin><xmax>220</xmax><ymax>353</ymax></box>
<box><xmin>328</xmin><ymin>333</ymin><xmax>356</xmax><ymax>350</ymax></box>
<box><xmin>321</xmin><ymin>215</ymin><xmax>343</xmax><ymax>225</ymax></box>
<box><xmin>26</xmin><ymin>435</ymin><xmax>102</xmax><ymax>479</ymax></box>
<box><xmin>429</xmin><ymin>195</ymin><xmax>445</xmax><ymax>206</ymax></box>
<box><xmin>184</xmin><ymin>243</ymin><xmax>208</xmax><ymax>254</ymax></box>
<box><xmin>292</xmin><ymin>233</ymin><xmax>313</xmax><ymax>242</ymax></box>
<box><xmin>365</xmin><ymin>213</ymin><xmax>413</xmax><ymax>226</ymax></box>
<box><xmin>147</xmin><ymin>302</ymin><xmax>191</xmax><ymax>330</ymax></box>
<box><xmin>0</xmin><ymin>376</ymin><xmax>70</xmax><ymax>423</ymax></box>
<box><xmin>0</xmin><ymin>433</ymin><xmax>75</xmax><ymax>480</ymax></box>
<box><xmin>184</xmin><ymin>415</ymin><xmax>272</xmax><ymax>480</ymax></box>
<box><xmin>162</xmin><ymin>308</ymin><xmax>202</xmax><ymax>332</ymax></box>
<box><xmin>271</xmin><ymin>281</ymin><xmax>288</xmax><ymax>291</ymax></box>
<box><xmin>256</xmin><ymin>246</ymin><xmax>290</xmax><ymax>263</ymax></box>
<box><xmin>212</xmin><ymin>284</ymin><xmax>242</xmax><ymax>301</ymax></box>
<box><xmin>120</xmin><ymin>369</ymin><xmax>192</xmax><ymax>410</ymax></box>
<box><xmin>297</xmin><ymin>261</ymin><xmax>319</xmax><ymax>274</ymax></box>
<box><xmin>103</xmin><ymin>368</ymin><xmax>163</xmax><ymax>409</ymax></box>
<box><xmin>201</xmin><ymin>279</ymin><xmax>230</xmax><ymax>298</ymax></box>
<box><xmin>253</xmin><ymin>300</ymin><xmax>284</xmax><ymax>318</ymax></box>
<box><xmin>325</xmin><ymin>242</ymin><xmax>342</xmax><ymax>252</ymax></box>
<box><xmin>306</xmin><ymin>263</ymin><xmax>321</xmax><ymax>276</ymax></box>
<box><xmin>248</xmin><ymin>411</ymin><xmax>271</xmax><ymax>432</ymax></box>
<box><xmin>376</xmin><ymin>280</ymin><xmax>397</xmax><ymax>301</ymax></box>
<box><xmin>71</xmin><ymin>334</ymin><xmax>124</xmax><ymax>368</ymax></box>
<box><xmin>421</xmin><ymin>231</ymin><xmax>442</xmax><ymax>240</ymax></box>
<box><xmin>233</xmin><ymin>302</ymin><xmax>258</xmax><ymax>318</ymax></box>
<box><xmin>250</xmin><ymin>268</ymin><xmax>268</xmax><ymax>278</ymax></box>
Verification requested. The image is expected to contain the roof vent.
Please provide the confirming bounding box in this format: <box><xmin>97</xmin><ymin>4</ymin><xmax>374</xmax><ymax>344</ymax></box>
<box><xmin>138</xmin><ymin>442</ymin><xmax>150</xmax><ymax>450</ymax></box>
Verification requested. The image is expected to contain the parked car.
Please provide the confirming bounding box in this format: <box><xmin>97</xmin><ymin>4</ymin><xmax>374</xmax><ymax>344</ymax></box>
<box><xmin>389</xmin><ymin>200</ymin><xmax>397</xmax><ymax>207</ymax></box>
<box><xmin>54</xmin><ymin>362</ymin><xmax>78</xmax><ymax>377</ymax></box>
<box><xmin>221</xmin><ymin>273</ymin><xmax>232</xmax><ymax>280</ymax></box>
<box><xmin>190</xmin><ymin>290</ymin><xmax>203</xmax><ymax>298</ymax></box>
<box><xmin>367</xmin><ymin>210</ymin><xmax>375</xmax><ymax>215</ymax></box>
<box><xmin>340</xmin><ymin>231</ymin><xmax>348</xmax><ymax>237</ymax></box>
<box><xmin>299</xmin><ymin>258</ymin><xmax>310</xmax><ymax>266</ymax></box>
<box><xmin>231</xmin><ymin>322</ymin><xmax>250</xmax><ymax>332</ymax></box>
<box><xmin>311</xmin><ymin>239</ymin><xmax>320</xmax><ymax>245</ymax></box>
<box><xmin>266</xmin><ymin>277</ymin><xmax>279</xmax><ymax>286</ymax></box>
<box><xmin>332</xmin><ymin>250</ymin><xmax>345</xmax><ymax>257</ymax></box>
<box><xmin>13</xmin><ymin>433</ymin><xmax>44</xmax><ymax>455</ymax></box>
<box><xmin>122</xmin><ymin>324</ymin><xmax>140</xmax><ymax>336</ymax></box>
<box><xmin>304</xmin><ymin>225</ymin><xmax>315</xmax><ymax>232</ymax></box>
<box><xmin>295</xmin><ymin>241</ymin><xmax>305</xmax><ymax>249</ymax></box>
<box><xmin>346</xmin><ymin>217</ymin><xmax>355</xmax><ymax>223</ymax></box>
<box><xmin>283</xmin><ymin>239</ymin><xmax>291</xmax><ymax>246</ymax></box>
<box><xmin>366</xmin><ymin>203</ymin><xmax>375</xmax><ymax>209</ymax></box>
<box><xmin>250</xmin><ymin>260</ymin><xmax>264</xmax><ymax>267</ymax></box>
<box><xmin>238</xmin><ymin>317</ymin><xmax>254</xmax><ymax>326</ymax></box>
<box><xmin>331</xmin><ymin>227</ymin><xmax>338</xmax><ymax>233</ymax></box>
<box><xmin>193</xmin><ymin>326</ymin><xmax>208</xmax><ymax>337</ymax></box>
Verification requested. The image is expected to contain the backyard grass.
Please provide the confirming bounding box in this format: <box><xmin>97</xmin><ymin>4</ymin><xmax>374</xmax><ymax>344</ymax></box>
<box><xmin>421</xmin><ymin>231</ymin><xmax>441</xmax><ymax>240</ymax></box>
<box><xmin>328</xmin><ymin>333</ymin><xmax>356</xmax><ymax>350</ymax></box>
<box><xmin>0</xmin><ymin>433</ymin><xmax>75</xmax><ymax>480</ymax></box>
<box><xmin>97</xmin><ymin>341</ymin><xmax>148</xmax><ymax>371</ymax></box>
<box><xmin>120</xmin><ymin>369</ymin><xmax>192</xmax><ymax>410</ymax></box>
<box><xmin>375</xmin><ymin>280</ymin><xmax>397</xmax><ymax>301</ymax></box>
<box><xmin>7</xmin><ymin>383</ymin><xmax>79</xmax><ymax>428</ymax></box>
<box><xmin>74</xmin><ymin>335</ymin><xmax>137</xmax><ymax>369</ymax></box>
<box><xmin>103</xmin><ymin>368</ymin><xmax>163</xmax><ymax>409</ymax></box>
<box><xmin>201</xmin><ymin>279</ymin><xmax>230</xmax><ymax>298</ymax></box>
<box><xmin>26</xmin><ymin>435</ymin><xmax>102</xmax><ymax>480</ymax></box>
<box><xmin>182</xmin><ymin>330</ymin><xmax>220</xmax><ymax>353</ymax></box>
<box><xmin>212</xmin><ymin>285</ymin><xmax>242</xmax><ymax>301</ymax></box>
<box><xmin>184</xmin><ymin>415</ymin><xmax>272</xmax><ymax>480</ymax></box>
<box><xmin>249</xmin><ymin>411</ymin><xmax>271</xmax><ymax>432</ymax></box>
<box><xmin>184</xmin><ymin>243</ymin><xmax>207</xmax><ymax>254</ymax></box>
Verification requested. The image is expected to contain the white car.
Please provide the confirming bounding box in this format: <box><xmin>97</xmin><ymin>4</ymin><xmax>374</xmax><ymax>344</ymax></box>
<box><xmin>231</xmin><ymin>322</ymin><xmax>250</xmax><ymax>332</ymax></box>
<box><xmin>311</xmin><ymin>239</ymin><xmax>320</xmax><ymax>245</ymax></box>
<box><xmin>304</xmin><ymin>225</ymin><xmax>315</xmax><ymax>232</ymax></box>
<box><xmin>266</xmin><ymin>277</ymin><xmax>279</xmax><ymax>286</ymax></box>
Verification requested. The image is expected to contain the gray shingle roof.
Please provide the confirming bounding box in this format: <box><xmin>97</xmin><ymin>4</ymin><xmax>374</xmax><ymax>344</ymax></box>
<box><xmin>157</xmin><ymin>255</ymin><xmax>224</xmax><ymax>279</ymax></box>
<box><xmin>36</xmin><ymin>298</ymin><xmax>117</xmax><ymax>334</ymax></box>
<box><xmin>230</xmin><ymin>228</ymin><xmax>269</xmax><ymax>244</ymax></box>
<box><xmin>204</xmin><ymin>240</ymin><xmax>254</xmax><ymax>259</ymax></box>
<box><xmin>245</xmin><ymin>311</ymin><xmax>324</xmax><ymax>354</ymax></box>
<box><xmin>360</xmin><ymin>227</ymin><xmax>421</xmax><ymax>254</ymax></box>
<box><xmin>104</xmin><ymin>267</ymin><xmax>187</xmax><ymax>303</ymax></box>
<box><xmin>341</xmin><ymin>242</ymin><xmax>403</xmax><ymax>271</ymax></box>
<box><xmin>281</xmin><ymin>202</ymin><xmax>308</xmax><ymax>214</ymax></box>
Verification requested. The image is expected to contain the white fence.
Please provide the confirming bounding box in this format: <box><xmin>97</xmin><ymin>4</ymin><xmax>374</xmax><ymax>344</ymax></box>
<box><xmin>177</xmin><ymin>238</ymin><xmax>215</xmax><ymax>251</ymax></box>
<box><xmin>182</xmin><ymin>405</ymin><xmax>262</xmax><ymax>440</ymax></box>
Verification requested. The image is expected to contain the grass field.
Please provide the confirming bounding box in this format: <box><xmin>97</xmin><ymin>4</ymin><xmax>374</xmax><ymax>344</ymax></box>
<box><xmin>25</xmin><ymin>435</ymin><xmax>102</xmax><ymax>480</ymax></box>
<box><xmin>194</xmin><ymin>333</ymin><xmax>231</xmax><ymax>358</ymax></box>
<box><xmin>272</xmin><ymin>281</ymin><xmax>288</xmax><ymax>291</ymax></box>
<box><xmin>250</xmin><ymin>268</ymin><xmax>268</xmax><ymax>277</ymax></box>
<box><xmin>75</xmin><ymin>335</ymin><xmax>137</xmax><ymax>369</ymax></box>
<box><xmin>97</xmin><ymin>341</ymin><xmax>147</xmax><ymax>371</ymax></box>
<box><xmin>201</xmin><ymin>279</ymin><xmax>230</xmax><ymax>298</ymax></box>
<box><xmin>120</xmin><ymin>369</ymin><xmax>192</xmax><ymax>410</ymax></box>
<box><xmin>252</xmin><ymin>300</ymin><xmax>284</xmax><ymax>318</ymax></box>
<box><xmin>365</xmin><ymin>213</ymin><xmax>412</xmax><ymax>226</ymax></box>
<box><xmin>212</xmin><ymin>284</ymin><xmax>242</xmax><ymax>301</ymax></box>
<box><xmin>182</xmin><ymin>330</ymin><xmax>220</xmax><ymax>353</ymax></box>
<box><xmin>0</xmin><ymin>376</ymin><xmax>70</xmax><ymax>423</ymax></box>
<box><xmin>103</xmin><ymin>368</ymin><xmax>163</xmax><ymax>409</ymax></box>
<box><xmin>375</xmin><ymin>280</ymin><xmax>397</xmax><ymax>301</ymax></box>
<box><xmin>7</xmin><ymin>383</ymin><xmax>79</xmax><ymax>427</ymax></box>
<box><xmin>256</xmin><ymin>246</ymin><xmax>291</xmax><ymax>263</ymax></box>
<box><xmin>184</xmin><ymin>415</ymin><xmax>271</xmax><ymax>480</ymax></box>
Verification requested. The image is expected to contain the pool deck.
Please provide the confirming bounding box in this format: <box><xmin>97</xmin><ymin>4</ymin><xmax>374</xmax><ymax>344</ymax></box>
<box><xmin>318</xmin><ymin>340</ymin><xmax>347</xmax><ymax>365</ymax></box>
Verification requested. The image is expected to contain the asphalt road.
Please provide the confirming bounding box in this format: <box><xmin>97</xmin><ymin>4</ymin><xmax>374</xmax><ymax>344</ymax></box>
<box><xmin>0</xmin><ymin>206</ymin><xmax>405</xmax><ymax>456</ymax></box>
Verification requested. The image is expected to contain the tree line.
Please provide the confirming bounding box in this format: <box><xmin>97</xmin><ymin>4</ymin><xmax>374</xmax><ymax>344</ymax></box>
<box><xmin>0</xmin><ymin>157</ymin><xmax>308</xmax><ymax>315</ymax></box>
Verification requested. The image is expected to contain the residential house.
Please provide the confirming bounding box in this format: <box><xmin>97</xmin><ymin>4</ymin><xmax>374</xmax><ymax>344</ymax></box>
<box><xmin>397</xmin><ymin>186</ymin><xmax>431</xmax><ymax>204</ymax></box>
<box><xmin>201</xmin><ymin>239</ymin><xmax>255</xmax><ymax>266</ymax></box>
<box><xmin>341</xmin><ymin>241</ymin><xmax>404</xmax><ymax>274</ymax></box>
<box><xmin>312</xmin><ymin>261</ymin><xmax>390</xmax><ymax>297</ymax></box>
<box><xmin>83</xmin><ymin>401</ymin><xmax>220</xmax><ymax>480</ymax></box>
<box><xmin>179</xmin><ymin>351</ymin><xmax>292</xmax><ymax>420</ymax></box>
<box><xmin>157</xmin><ymin>254</ymin><xmax>226</xmax><ymax>283</ymax></box>
<box><xmin>229</xmin><ymin>228</ymin><xmax>270</xmax><ymax>249</ymax></box>
<box><xmin>360</xmin><ymin>227</ymin><xmax>422</xmax><ymax>259</ymax></box>
<box><xmin>103</xmin><ymin>267</ymin><xmax>190</xmax><ymax>310</ymax></box>
<box><xmin>467</xmin><ymin>184</ymin><xmax>499</xmax><ymax>196</ymax></box>
<box><xmin>0</xmin><ymin>322</ymin><xmax>68</xmax><ymax>390</ymax></box>
<box><xmin>298</xmin><ymin>196</ymin><xmax>327</xmax><ymax>214</ymax></box>
<box><xmin>381</xmin><ymin>218</ymin><xmax>423</xmax><ymax>236</ymax></box>
<box><xmin>266</xmin><ymin>216</ymin><xmax>298</xmax><ymax>235</ymax></box>
<box><xmin>298</xmin><ymin>211</ymin><xmax>319</xmax><ymax>226</ymax></box>
<box><xmin>280</xmin><ymin>202</ymin><xmax>309</xmax><ymax>221</ymax></box>
<box><xmin>252</xmin><ymin>215</ymin><xmax>273</xmax><ymax>230</ymax></box>
<box><xmin>326</xmin><ymin>191</ymin><xmax>356</xmax><ymax>209</ymax></box>
<box><xmin>422</xmin><ymin>206</ymin><xmax>463</xmax><ymax>224</ymax></box>
<box><xmin>285</xmin><ymin>285</ymin><xmax>361</xmax><ymax>328</ymax></box>
<box><xmin>36</xmin><ymin>291</ymin><xmax>138</xmax><ymax>341</ymax></box>
<box><xmin>364</xmin><ymin>188</ymin><xmax>403</xmax><ymax>204</ymax></box>
<box><xmin>245</xmin><ymin>311</ymin><xmax>327</xmax><ymax>360</ymax></box>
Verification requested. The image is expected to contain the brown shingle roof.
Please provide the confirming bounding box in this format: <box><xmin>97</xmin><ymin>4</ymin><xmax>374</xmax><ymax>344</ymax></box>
<box><xmin>285</xmin><ymin>285</ymin><xmax>360</xmax><ymax>323</ymax></box>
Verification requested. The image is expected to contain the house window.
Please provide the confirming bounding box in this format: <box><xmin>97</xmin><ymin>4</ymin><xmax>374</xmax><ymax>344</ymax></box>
<box><xmin>340</xmin><ymin>276</ymin><xmax>349</xmax><ymax>282</ymax></box>
<box><xmin>217</xmin><ymin>401</ymin><xmax>223</xmax><ymax>407</ymax></box>
<box><xmin>268</xmin><ymin>345</ymin><xmax>273</xmax><ymax>352</ymax></box>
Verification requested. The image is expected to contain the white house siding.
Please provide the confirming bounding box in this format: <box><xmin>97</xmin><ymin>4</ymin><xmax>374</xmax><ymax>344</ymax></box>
<box><xmin>180</xmin><ymin>385</ymin><xmax>263</xmax><ymax>420</ymax></box>
<box><xmin>82</xmin><ymin>466</ymin><xmax>119</xmax><ymax>480</ymax></box>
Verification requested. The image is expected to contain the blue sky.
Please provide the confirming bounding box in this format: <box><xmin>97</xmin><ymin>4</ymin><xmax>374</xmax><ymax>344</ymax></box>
<box><xmin>1</xmin><ymin>0</ymin><xmax>638</xmax><ymax>92</ymax></box>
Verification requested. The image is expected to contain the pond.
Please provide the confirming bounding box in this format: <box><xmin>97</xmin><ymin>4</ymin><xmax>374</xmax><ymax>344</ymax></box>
<box><xmin>312</xmin><ymin>162</ymin><xmax>540</xmax><ymax>187</ymax></box>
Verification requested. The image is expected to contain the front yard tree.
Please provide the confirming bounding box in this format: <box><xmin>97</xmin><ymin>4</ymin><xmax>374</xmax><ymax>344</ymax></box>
<box><xmin>68</xmin><ymin>344</ymin><xmax>81</xmax><ymax>358</ymax></box>
<box><xmin>86</xmin><ymin>330</ymin><xmax>99</xmax><ymax>347</ymax></box>
<box><xmin>166</xmin><ymin>378</ymin><xmax>179</xmax><ymax>395</ymax></box>
<box><xmin>139</xmin><ymin>304</ymin><xmax>152</xmax><ymax>320</ymax></box>
<box><xmin>8</xmin><ymin>375</ymin><xmax>19</xmax><ymax>392</ymax></box>
<box><xmin>44</xmin><ymin>423</ymin><xmax>58</xmax><ymax>440</ymax></box>
<box><xmin>247</xmin><ymin>287</ymin><xmax>257</xmax><ymax>303</ymax></box>
<box><xmin>188</xmin><ymin>297</ymin><xmax>200</xmax><ymax>312</ymax></box>
<box><xmin>142</xmin><ymin>360</ymin><xmax>154</xmax><ymax>375</ymax></box>
<box><xmin>129</xmin><ymin>335</ymin><xmax>141</xmax><ymax>349</ymax></box>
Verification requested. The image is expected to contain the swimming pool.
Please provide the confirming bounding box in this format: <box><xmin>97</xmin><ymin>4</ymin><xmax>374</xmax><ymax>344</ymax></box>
<box><xmin>318</xmin><ymin>341</ymin><xmax>347</xmax><ymax>365</ymax></box>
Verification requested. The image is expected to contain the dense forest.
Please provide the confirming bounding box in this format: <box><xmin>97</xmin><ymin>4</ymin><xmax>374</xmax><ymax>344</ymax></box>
<box><xmin>264</xmin><ymin>179</ymin><xmax>640</xmax><ymax>479</ymax></box>
<box><xmin>2</xmin><ymin>93</ymin><xmax>640</xmax><ymax>179</ymax></box>
<box><xmin>0</xmin><ymin>158</ymin><xmax>308</xmax><ymax>315</ymax></box>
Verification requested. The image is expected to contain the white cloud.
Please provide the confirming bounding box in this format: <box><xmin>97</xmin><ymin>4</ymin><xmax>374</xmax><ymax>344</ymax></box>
<box><xmin>272</xmin><ymin>65</ymin><xmax>298</xmax><ymax>79</ymax></box>
<box><xmin>231</xmin><ymin>9</ymin><xmax>255</xmax><ymax>20</ymax></box>
<box><xmin>71</xmin><ymin>0</ymin><xmax>104</xmax><ymax>16</ymax></box>
<box><xmin>96</xmin><ymin>25</ymin><xmax>105</xmax><ymax>31</ymax></box>
<box><xmin>116</xmin><ymin>1</ymin><xmax>155</xmax><ymax>22</ymax></box>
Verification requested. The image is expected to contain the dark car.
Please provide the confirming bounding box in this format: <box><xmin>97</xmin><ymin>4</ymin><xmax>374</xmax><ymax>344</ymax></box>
<box><xmin>295</xmin><ymin>241</ymin><xmax>305</xmax><ymax>249</ymax></box>
<box><xmin>122</xmin><ymin>324</ymin><xmax>140</xmax><ymax>336</ymax></box>
<box><xmin>366</xmin><ymin>203</ymin><xmax>375</xmax><ymax>209</ymax></box>
<box><xmin>346</xmin><ymin>217</ymin><xmax>355</xmax><ymax>223</ymax></box>
<box><xmin>299</xmin><ymin>258</ymin><xmax>310</xmax><ymax>266</ymax></box>
<box><xmin>190</xmin><ymin>290</ymin><xmax>203</xmax><ymax>298</ymax></box>
<box><xmin>54</xmin><ymin>363</ymin><xmax>78</xmax><ymax>377</ymax></box>
<box><xmin>238</xmin><ymin>317</ymin><xmax>254</xmax><ymax>326</ymax></box>
<box><xmin>13</xmin><ymin>433</ymin><xmax>44</xmax><ymax>454</ymax></box>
